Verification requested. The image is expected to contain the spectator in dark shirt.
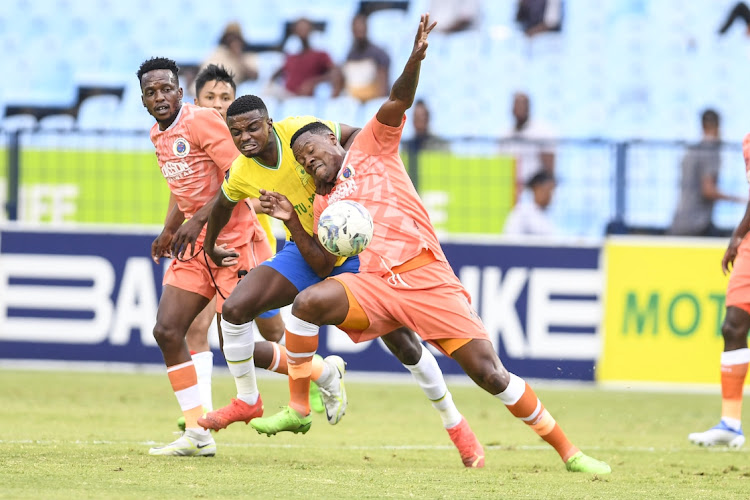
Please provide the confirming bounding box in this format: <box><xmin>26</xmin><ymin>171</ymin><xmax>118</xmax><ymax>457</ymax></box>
<box><xmin>268</xmin><ymin>18</ymin><xmax>337</xmax><ymax>98</ymax></box>
<box><xmin>669</xmin><ymin>109</ymin><xmax>743</xmax><ymax>236</ymax></box>
<box><xmin>516</xmin><ymin>0</ymin><xmax>563</xmax><ymax>37</ymax></box>
<box><xmin>334</xmin><ymin>14</ymin><xmax>390</xmax><ymax>102</ymax></box>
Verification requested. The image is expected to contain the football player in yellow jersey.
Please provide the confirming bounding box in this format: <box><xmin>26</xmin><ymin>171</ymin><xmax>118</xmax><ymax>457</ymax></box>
<box><xmin>200</xmin><ymin>95</ymin><xmax>485</xmax><ymax>468</ymax></box>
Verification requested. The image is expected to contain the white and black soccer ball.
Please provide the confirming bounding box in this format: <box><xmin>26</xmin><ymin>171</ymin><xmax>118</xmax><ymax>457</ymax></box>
<box><xmin>317</xmin><ymin>200</ymin><xmax>374</xmax><ymax>257</ymax></box>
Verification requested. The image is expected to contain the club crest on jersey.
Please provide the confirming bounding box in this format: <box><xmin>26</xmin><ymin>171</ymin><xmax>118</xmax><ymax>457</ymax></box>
<box><xmin>173</xmin><ymin>138</ymin><xmax>190</xmax><ymax>157</ymax></box>
<box><xmin>340</xmin><ymin>164</ymin><xmax>355</xmax><ymax>179</ymax></box>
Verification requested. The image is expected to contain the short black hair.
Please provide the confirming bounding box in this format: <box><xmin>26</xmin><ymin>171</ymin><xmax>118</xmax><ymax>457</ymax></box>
<box><xmin>137</xmin><ymin>57</ymin><xmax>179</xmax><ymax>84</ymax></box>
<box><xmin>702</xmin><ymin>108</ymin><xmax>720</xmax><ymax>130</ymax></box>
<box><xmin>526</xmin><ymin>171</ymin><xmax>555</xmax><ymax>189</ymax></box>
<box><xmin>226</xmin><ymin>94</ymin><xmax>268</xmax><ymax>119</ymax></box>
<box><xmin>195</xmin><ymin>64</ymin><xmax>236</xmax><ymax>96</ymax></box>
<box><xmin>290</xmin><ymin>122</ymin><xmax>334</xmax><ymax>149</ymax></box>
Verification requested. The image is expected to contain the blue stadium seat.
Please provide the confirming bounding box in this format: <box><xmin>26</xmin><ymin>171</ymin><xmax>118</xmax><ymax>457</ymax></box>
<box><xmin>38</xmin><ymin>114</ymin><xmax>77</xmax><ymax>131</ymax></box>
<box><xmin>275</xmin><ymin>96</ymin><xmax>320</xmax><ymax>120</ymax></box>
<box><xmin>1</xmin><ymin>114</ymin><xmax>37</xmax><ymax>132</ymax></box>
<box><xmin>320</xmin><ymin>96</ymin><xmax>362</xmax><ymax>127</ymax></box>
<box><xmin>76</xmin><ymin>95</ymin><xmax>123</xmax><ymax>130</ymax></box>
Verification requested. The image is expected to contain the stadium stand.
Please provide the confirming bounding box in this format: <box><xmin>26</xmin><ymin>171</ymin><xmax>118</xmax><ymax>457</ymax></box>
<box><xmin>1</xmin><ymin>0</ymin><xmax>749</xmax><ymax>236</ymax></box>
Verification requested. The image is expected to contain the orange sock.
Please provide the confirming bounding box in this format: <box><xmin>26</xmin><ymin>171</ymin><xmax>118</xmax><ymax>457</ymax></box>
<box><xmin>499</xmin><ymin>374</ymin><xmax>578</xmax><ymax>462</ymax></box>
<box><xmin>268</xmin><ymin>343</ymin><xmax>325</xmax><ymax>381</ymax></box>
<box><xmin>284</xmin><ymin>318</ymin><xmax>320</xmax><ymax>416</ymax></box>
<box><xmin>166</xmin><ymin>360</ymin><xmax>203</xmax><ymax>429</ymax></box>
<box><xmin>721</xmin><ymin>349</ymin><xmax>749</xmax><ymax>424</ymax></box>
<box><xmin>269</xmin><ymin>343</ymin><xmax>289</xmax><ymax>375</ymax></box>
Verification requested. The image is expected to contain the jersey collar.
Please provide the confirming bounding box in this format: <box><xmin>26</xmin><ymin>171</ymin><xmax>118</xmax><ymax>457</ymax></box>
<box><xmin>252</xmin><ymin>127</ymin><xmax>282</xmax><ymax>170</ymax></box>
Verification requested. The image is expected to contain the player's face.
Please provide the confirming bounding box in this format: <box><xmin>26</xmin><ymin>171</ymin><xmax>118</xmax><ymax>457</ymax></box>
<box><xmin>141</xmin><ymin>70</ymin><xmax>183</xmax><ymax>125</ymax></box>
<box><xmin>293</xmin><ymin>131</ymin><xmax>342</xmax><ymax>186</ymax></box>
<box><xmin>194</xmin><ymin>80</ymin><xmax>235</xmax><ymax>120</ymax></box>
<box><xmin>227</xmin><ymin>110</ymin><xmax>273</xmax><ymax>157</ymax></box>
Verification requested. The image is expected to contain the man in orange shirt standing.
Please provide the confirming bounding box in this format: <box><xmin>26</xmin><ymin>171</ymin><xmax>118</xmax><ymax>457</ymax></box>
<box><xmin>253</xmin><ymin>15</ymin><xmax>611</xmax><ymax>473</ymax></box>
<box><xmin>138</xmin><ymin>57</ymin><xmax>272</xmax><ymax>456</ymax></box>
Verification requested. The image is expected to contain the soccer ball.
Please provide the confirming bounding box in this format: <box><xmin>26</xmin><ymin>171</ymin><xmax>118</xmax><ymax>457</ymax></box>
<box><xmin>317</xmin><ymin>200</ymin><xmax>374</xmax><ymax>257</ymax></box>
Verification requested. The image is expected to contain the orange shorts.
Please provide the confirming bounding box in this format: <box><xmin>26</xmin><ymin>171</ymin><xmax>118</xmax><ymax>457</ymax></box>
<box><xmin>330</xmin><ymin>259</ymin><xmax>489</xmax><ymax>357</ymax></box>
<box><xmin>727</xmin><ymin>238</ymin><xmax>750</xmax><ymax>314</ymax></box>
<box><xmin>163</xmin><ymin>240</ymin><xmax>272</xmax><ymax>313</ymax></box>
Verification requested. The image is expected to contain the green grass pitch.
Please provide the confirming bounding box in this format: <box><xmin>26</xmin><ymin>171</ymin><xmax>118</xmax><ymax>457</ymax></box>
<box><xmin>1</xmin><ymin>369</ymin><xmax>748</xmax><ymax>499</ymax></box>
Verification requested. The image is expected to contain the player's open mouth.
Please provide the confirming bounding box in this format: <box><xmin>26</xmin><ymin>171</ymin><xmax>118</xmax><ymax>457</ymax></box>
<box><xmin>241</xmin><ymin>143</ymin><xmax>257</xmax><ymax>153</ymax></box>
<box><xmin>155</xmin><ymin>105</ymin><xmax>169</xmax><ymax>113</ymax></box>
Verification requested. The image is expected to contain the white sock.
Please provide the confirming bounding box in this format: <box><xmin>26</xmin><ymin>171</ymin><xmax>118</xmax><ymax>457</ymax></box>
<box><xmin>185</xmin><ymin>428</ymin><xmax>211</xmax><ymax>438</ymax></box>
<box><xmin>221</xmin><ymin>317</ymin><xmax>258</xmax><ymax>406</ymax></box>
<box><xmin>722</xmin><ymin>417</ymin><xmax>742</xmax><ymax>431</ymax></box>
<box><xmin>404</xmin><ymin>344</ymin><xmax>462</xmax><ymax>429</ymax></box>
<box><xmin>191</xmin><ymin>350</ymin><xmax>214</xmax><ymax>412</ymax></box>
<box><xmin>495</xmin><ymin>373</ymin><xmax>526</xmax><ymax>405</ymax></box>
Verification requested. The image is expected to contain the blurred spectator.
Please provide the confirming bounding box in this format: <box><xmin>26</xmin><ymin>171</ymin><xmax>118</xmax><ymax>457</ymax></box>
<box><xmin>201</xmin><ymin>22</ymin><xmax>258</xmax><ymax>85</ymax></box>
<box><xmin>268</xmin><ymin>18</ymin><xmax>338</xmax><ymax>98</ymax></box>
<box><xmin>516</xmin><ymin>0</ymin><xmax>563</xmax><ymax>37</ymax></box>
<box><xmin>333</xmin><ymin>14</ymin><xmax>390</xmax><ymax>102</ymax></box>
<box><xmin>429</xmin><ymin>0</ymin><xmax>480</xmax><ymax>34</ymax></box>
<box><xmin>501</xmin><ymin>92</ymin><xmax>556</xmax><ymax>193</ymax></box>
<box><xmin>408</xmin><ymin>99</ymin><xmax>449</xmax><ymax>152</ymax></box>
<box><xmin>718</xmin><ymin>2</ymin><xmax>750</xmax><ymax>35</ymax></box>
<box><xmin>503</xmin><ymin>171</ymin><xmax>558</xmax><ymax>236</ymax></box>
<box><xmin>668</xmin><ymin>110</ymin><xmax>743</xmax><ymax>236</ymax></box>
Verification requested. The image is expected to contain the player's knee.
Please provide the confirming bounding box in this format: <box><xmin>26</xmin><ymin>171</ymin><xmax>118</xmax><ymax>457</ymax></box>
<box><xmin>383</xmin><ymin>333</ymin><xmax>422</xmax><ymax>365</ymax></box>
<box><xmin>470</xmin><ymin>362</ymin><xmax>509</xmax><ymax>394</ymax></box>
<box><xmin>152</xmin><ymin>322</ymin><xmax>180</xmax><ymax>348</ymax></box>
<box><xmin>722</xmin><ymin>317</ymin><xmax>747</xmax><ymax>346</ymax></box>
<box><xmin>291</xmin><ymin>289</ymin><xmax>323</xmax><ymax>323</ymax></box>
<box><xmin>221</xmin><ymin>298</ymin><xmax>248</xmax><ymax>325</ymax></box>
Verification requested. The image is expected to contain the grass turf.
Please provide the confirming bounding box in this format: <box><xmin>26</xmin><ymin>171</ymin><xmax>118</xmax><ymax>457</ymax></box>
<box><xmin>0</xmin><ymin>369</ymin><xmax>748</xmax><ymax>499</ymax></box>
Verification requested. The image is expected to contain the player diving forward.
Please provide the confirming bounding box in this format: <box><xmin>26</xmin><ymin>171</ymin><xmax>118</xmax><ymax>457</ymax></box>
<box><xmin>252</xmin><ymin>14</ymin><xmax>611</xmax><ymax>474</ymax></box>
<box><xmin>200</xmin><ymin>95</ymin><xmax>486</xmax><ymax>467</ymax></box>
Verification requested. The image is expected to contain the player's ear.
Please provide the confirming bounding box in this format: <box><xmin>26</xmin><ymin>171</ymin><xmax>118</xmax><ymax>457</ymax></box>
<box><xmin>178</xmin><ymin>87</ymin><xmax>184</xmax><ymax>100</ymax></box>
<box><xmin>193</xmin><ymin>97</ymin><xmax>198</xmax><ymax>105</ymax></box>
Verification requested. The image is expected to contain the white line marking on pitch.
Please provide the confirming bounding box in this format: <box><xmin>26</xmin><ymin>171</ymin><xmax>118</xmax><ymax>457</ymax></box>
<box><xmin>0</xmin><ymin>440</ymin><xmax>746</xmax><ymax>453</ymax></box>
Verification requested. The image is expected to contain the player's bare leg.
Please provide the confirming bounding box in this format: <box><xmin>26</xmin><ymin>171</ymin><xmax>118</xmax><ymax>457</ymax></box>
<box><xmin>450</xmin><ymin>340</ymin><xmax>610</xmax><ymax>473</ymax></box>
<box><xmin>149</xmin><ymin>285</ymin><xmax>216</xmax><ymax>456</ymax></box>
<box><xmin>256</xmin><ymin>313</ymin><xmax>285</xmax><ymax>343</ymax></box>
<box><xmin>689</xmin><ymin>306</ymin><xmax>750</xmax><ymax>448</ymax></box>
<box><xmin>381</xmin><ymin>328</ymin><xmax>484</xmax><ymax>468</ymax></box>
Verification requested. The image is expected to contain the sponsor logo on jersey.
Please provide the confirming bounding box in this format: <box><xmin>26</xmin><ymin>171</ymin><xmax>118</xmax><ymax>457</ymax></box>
<box><xmin>161</xmin><ymin>161</ymin><xmax>194</xmax><ymax>181</ymax></box>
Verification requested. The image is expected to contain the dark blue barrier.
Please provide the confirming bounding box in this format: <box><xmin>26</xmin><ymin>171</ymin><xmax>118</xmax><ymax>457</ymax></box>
<box><xmin>0</xmin><ymin>227</ymin><xmax>602</xmax><ymax>381</ymax></box>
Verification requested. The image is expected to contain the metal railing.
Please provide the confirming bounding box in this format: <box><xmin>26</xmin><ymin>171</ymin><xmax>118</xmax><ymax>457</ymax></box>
<box><xmin>1</xmin><ymin>129</ymin><xmax>745</xmax><ymax>237</ymax></box>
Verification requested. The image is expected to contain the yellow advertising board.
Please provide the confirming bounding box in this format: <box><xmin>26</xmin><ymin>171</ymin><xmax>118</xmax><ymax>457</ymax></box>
<box><xmin>598</xmin><ymin>237</ymin><xmax>730</xmax><ymax>384</ymax></box>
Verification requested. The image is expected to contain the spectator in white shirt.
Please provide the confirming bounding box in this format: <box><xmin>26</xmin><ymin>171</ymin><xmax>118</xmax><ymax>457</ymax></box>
<box><xmin>503</xmin><ymin>171</ymin><xmax>558</xmax><ymax>236</ymax></box>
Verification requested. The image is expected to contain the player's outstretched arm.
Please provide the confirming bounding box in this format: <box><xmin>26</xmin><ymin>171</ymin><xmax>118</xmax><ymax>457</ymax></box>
<box><xmin>723</xmin><ymin>197</ymin><xmax>750</xmax><ymax>274</ymax></box>
<box><xmin>205</xmin><ymin>191</ymin><xmax>239</xmax><ymax>266</ymax></box>
<box><xmin>259</xmin><ymin>189</ymin><xmax>338</xmax><ymax>277</ymax></box>
<box><xmin>376</xmin><ymin>14</ymin><xmax>436</xmax><ymax>127</ymax></box>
